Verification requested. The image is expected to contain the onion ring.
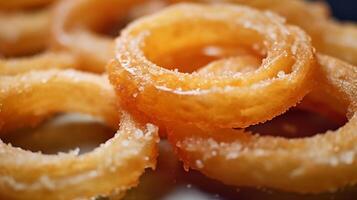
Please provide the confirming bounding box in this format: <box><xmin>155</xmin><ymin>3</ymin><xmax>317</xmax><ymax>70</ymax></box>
<box><xmin>0</xmin><ymin>9</ymin><xmax>50</xmax><ymax>57</ymax></box>
<box><xmin>167</xmin><ymin>55</ymin><xmax>357</xmax><ymax>193</ymax></box>
<box><xmin>108</xmin><ymin>3</ymin><xmax>316</xmax><ymax>128</ymax></box>
<box><xmin>51</xmin><ymin>0</ymin><xmax>146</xmax><ymax>73</ymax></box>
<box><xmin>0</xmin><ymin>70</ymin><xmax>159</xmax><ymax>199</ymax></box>
<box><xmin>0</xmin><ymin>52</ymin><xmax>78</xmax><ymax>75</ymax></box>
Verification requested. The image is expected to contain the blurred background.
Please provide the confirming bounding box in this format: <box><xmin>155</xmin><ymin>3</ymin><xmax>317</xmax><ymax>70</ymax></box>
<box><xmin>326</xmin><ymin>0</ymin><xmax>357</xmax><ymax>21</ymax></box>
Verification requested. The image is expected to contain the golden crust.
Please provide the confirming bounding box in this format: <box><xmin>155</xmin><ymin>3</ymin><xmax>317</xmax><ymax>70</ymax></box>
<box><xmin>0</xmin><ymin>70</ymin><xmax>159</xmax><ymax>199</ymax></box>
<box><xmin>0</xmin><ymin>52</ymin><xmax>78</xmax><ymax>75</ymax></box>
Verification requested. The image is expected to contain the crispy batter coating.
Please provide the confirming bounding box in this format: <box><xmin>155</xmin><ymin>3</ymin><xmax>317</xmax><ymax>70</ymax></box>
<box><xmin>0</xmin><ymin>70</ymin><xmax>159</xmax><ymax>199</ymax></box>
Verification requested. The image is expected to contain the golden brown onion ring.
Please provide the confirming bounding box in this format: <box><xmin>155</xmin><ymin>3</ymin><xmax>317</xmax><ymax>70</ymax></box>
<box><xmin>167</xmin><ymin>55</ymin><xmax>357</xmax><ymax>193</ymax></box>
<box><xmin>108</xmin><ymin>3</ymin><xmax>316</xmax><ymax>128</ymax></box>
<box><xmin>0</xmin><ymin>52</ymin><xmax>78</xmax><ymax>75</ymax></box>
<box><xmin>0</xmin><ymin>9</ymin><xmax>50</xmax><ymax>57</ymax></box>
<box><xmin>0</xmin><ymin>70</ymin><xmax>159</xmax><ymax>199</ymax></box>
<box><xmin>51</xmin><ymin>0</ymin><xmax>146</xmax><ymax>73</ymax></box>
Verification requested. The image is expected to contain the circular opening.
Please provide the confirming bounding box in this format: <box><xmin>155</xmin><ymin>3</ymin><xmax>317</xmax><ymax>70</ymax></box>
<box><xmin>94</xmin><ymin>17</ymin><xmax>131</xmax><ymax>38</ymax></box>
<box><xmin>1</xmin><ymin>113</ymin><xmax>114</xmax><ymax>155</ymax></box>
<box><xmin>247</xmin><ymin>97</ymin><xmax>347</xmax><ymax>138</ymax></box>
<box><xmin>141</xmin><ymin>20</ymin><xmax>265</xmax><ymax>73</ymax></box>
<box><xmin>153</xmin><ymin>43</ymin><xmax>264</xmax><ymax>73</ymax></box>
<box><xmin>246</xmin><ymin>106</ymin><xmax>347</xmax><ymax>139</ymax></box>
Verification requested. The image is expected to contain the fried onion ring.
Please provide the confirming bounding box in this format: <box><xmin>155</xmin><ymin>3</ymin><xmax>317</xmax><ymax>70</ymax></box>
<box><xmin>51</xmin><ymin>0</ymin><xmax>146</xmax><ymax>73</ymax></box>
<box><xmin>167</xmin><ymin>55</ymin><xmax>357</xmax><ymax>193</ymax></box>
<box><xmin>108</xmin><ymin>3</ymin><xmax>316</xmax><ymax>128</ymax></box>
<box><xmin>0</xmin><ymin>70</ymin><xmax>159</xmax><ymax>199</ymax></box>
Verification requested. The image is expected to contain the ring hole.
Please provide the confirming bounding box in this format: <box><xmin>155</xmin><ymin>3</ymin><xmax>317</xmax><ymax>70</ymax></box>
<box><xmin>152</xmin><ymin>44</ymin><xmax>264</xmax><ymax>73</ymax></box>
<box><xmin>246</xmin><ymin>107</ymin><xmax>347</xmax><ymax>139</ymax></box>
<box><xmin>141</xmin><ymin>20</ymin><xmax>266</xmax><ymax>73</ymax></box>
<box><xmin>1</xmin><ymin>113</ymin><xmax>115</xmax><ymax>155</ymax></box>
<box><xmin>94</xmin><ymin>17</ymin><xmax>131</xmax><ymax>38</ymax></box>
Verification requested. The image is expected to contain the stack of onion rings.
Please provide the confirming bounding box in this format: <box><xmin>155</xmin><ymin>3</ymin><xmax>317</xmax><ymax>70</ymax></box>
<box><xmin>107</xmin><ymin>2</ymin><xmax>357</xmax><ymax>194</ymax></box>
<box><xmin>1</xmin><ymin>0</ymin><xmax>357</xmax><ymax>197</ymax></box>
<box><xmin>167</xmin><ymin>55</ymin><xmax>357</xmax><ymax>193</ymax></box>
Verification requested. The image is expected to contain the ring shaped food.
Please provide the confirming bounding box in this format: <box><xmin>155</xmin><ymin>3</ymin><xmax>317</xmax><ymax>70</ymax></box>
<box><xmin>0</xmin><ymin>52</ymin><xmax>78</xmax><ymax>75</ymax></box>
<box><xmin>108</xmin><ymin>3</ymin><xmax>316</xmax><ymax>128</ymax></box>
<box><xmin>167</xmin><ymin>55</ymin><xmax>357</xmax><ymax>193</ymax></box>
<box><xmin>0</xmin><ymin>9</ymin><xmax>50</xmax><ymax>56</ymax></box>
<box><xmin>0</xmin><ymin>70</ymin><xmax>159</xmax><ymax>199</ymax></box>
<box><xmin>51</xmin><ymin>0</ymin><xmax>145</xmax><ymax>73</ymax></box>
